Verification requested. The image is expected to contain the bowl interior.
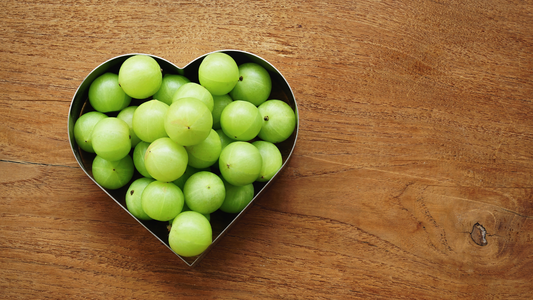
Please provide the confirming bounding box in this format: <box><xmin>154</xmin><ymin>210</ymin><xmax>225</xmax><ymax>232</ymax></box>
<box><xmin>68</xmin><ymin>50</ymin><xmax>299</xmax><ymax>267</ymax></box>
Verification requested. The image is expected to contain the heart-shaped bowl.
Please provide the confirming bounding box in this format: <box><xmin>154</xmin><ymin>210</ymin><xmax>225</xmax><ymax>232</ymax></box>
<box><xmin>67</xmin><ymin>50</ymin><xmax>299</xmax><ymax>267</ymax></box>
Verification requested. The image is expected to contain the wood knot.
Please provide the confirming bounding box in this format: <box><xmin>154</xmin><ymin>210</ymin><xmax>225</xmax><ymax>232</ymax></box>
<box><xmin>471</xmin><ymin>223</ymin><xmax>488</xmax><ymax>246</ymax></box>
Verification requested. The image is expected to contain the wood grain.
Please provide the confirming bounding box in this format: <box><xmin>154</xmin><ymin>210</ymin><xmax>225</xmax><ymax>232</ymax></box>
<box><xmin>1</xmin><ymin>0</ymin><xmax>532</xmax><ymax>298</ymax></box>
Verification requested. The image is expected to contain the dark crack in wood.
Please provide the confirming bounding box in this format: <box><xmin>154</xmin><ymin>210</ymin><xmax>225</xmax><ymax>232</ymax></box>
<box><xmin>471</xmin><ymin>223</ymin><xmax>488</xmax><ymax>246</ymax></box>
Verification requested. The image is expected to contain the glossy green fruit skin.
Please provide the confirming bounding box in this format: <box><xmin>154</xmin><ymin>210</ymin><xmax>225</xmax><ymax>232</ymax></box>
<box><xmin>216</xmin><ymin>128</ymin><xmax>233</xmax><ymax>151</ymax></box>
<box><xmin>211</xmin><ymin>94</ymin><xmax>233</xmax><ymax>130</ymax></box>
<box><xmin>172</xmin><ymin>165</ymin><xmax>203</xmax><ymax>190</ymax></box>
<box><xmin>220</xmin><ymin>100</ymin><xmax>262</xmax><ymax>141</ymax></box>
<box><xmin>171</xmin><ymin>82</ymin><xmax>214</xmax><ymax>112</ymax></box>
<box><xmin>125</xmin><ymin>177</ymin><xmax>155</xmax><ymax>220</ymax></box>
<box><xmin>219</xmin><ymin>179</ymin><xmax>254</xmax><ymax>214</ymax></box>
<box><xmin>169</xmin><ymin>211</ymin><xmax>212</xmax><ymax>257</ymax></box>
<box><xmin>218</xmin><ymin>141</ymin><xmax>262</xmax><ymax>186</ymax></box>
<box><xmin>117</xmin><ymin>106</ymin><xmax>141</xmax><ymax>148</ymax></box>
<box><xmin>164</xmin><ymin>97</ymin><xmax>213</xmax><ymax>147</ymax></box>
<box><xmin>198</xmin><ymin>52</ymin><xmax>239</xmax><ymax>96</ymax></box>
<box><xmin>229</xmin><ymin>62</ymin><xmax>272</xmax><ymax>106</ymax></box>
<box><xmin>92</xmin><ymin>154</ymin><xmax>134</xmax><ymax>190</ymax></box>
<box><xmin>73</xmin><ymin>111</ymin><xmax>107</xmax><ymax>153</ymax></box>
<box><xmin>144</xmin><ymin>137</ymin><xmax>188</xmax><ymax>183</ymax></box>
<box><xmin>118</xmin><ymin>55</ymin><xmax>162</xmax><ymax>99</ymax></box>
<box><xmin>132</xmin><ymin>141</ymin><xmax>152</xmax><ymax>178</ymax></box>
<box><xmin>91</xmin><ymin>117</ymin><xmax>131</xmax><ymax>162</ymax></box>
<box><xmin>153</xmin><ymin>74</ymin><xmax>191</xmax><ymax>105</ymax></box>
<box><xmin>252</xmin><ymin>140</ymin><xmax>283</xmax><ymax>182</ymax></box>
<box><xmin>183</xmin><ymin>171</ymin><xmax>225</xmax><ymax>214</ymax></box>
<box><xmin>88</xmin><ymin>72</ymin><xmax>132</xmax><ymax>113</ymax></box>
<box><xmin>257</xmin><ymin>100</ymin><xmax>296</xmax><ymax>143</ymax></box>
<box><xmin>179</xmin><ymin>200</ymin><xmax>211</xmax><ymax>221</ymax></box>
<box><xmin>141</xmin><ymin>181</ymin><xmax>184</xmax><ymax>222</ymax></box>
<box><xmin>132</xmin><ymin>99</ymin><xmax>169</xmax><ymax>143</ymax></box>
<box><xmin>185</xmin><ymin>129</ymin><xmax>221</xmax><ymax>169</ymax></box>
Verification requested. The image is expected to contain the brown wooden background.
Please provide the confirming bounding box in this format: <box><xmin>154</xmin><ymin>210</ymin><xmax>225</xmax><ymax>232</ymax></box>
<box><xmin>1</xmin><ymin>0</ymin><xmax>532</xmax><ymax>299</ymax></box>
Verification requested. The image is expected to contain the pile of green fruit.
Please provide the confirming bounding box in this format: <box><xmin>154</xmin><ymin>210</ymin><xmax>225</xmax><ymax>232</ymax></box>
<box><xmin>73</xmin><ymin>52</ymin><xmax>296</xmax><ymax>258</ymax></box>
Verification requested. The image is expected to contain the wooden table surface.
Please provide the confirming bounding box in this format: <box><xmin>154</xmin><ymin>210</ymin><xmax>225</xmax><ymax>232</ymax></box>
<box><xmin>1</xmin><ymin>0</ymin><xmax>532</xmax><ymax>299</ymax></box>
